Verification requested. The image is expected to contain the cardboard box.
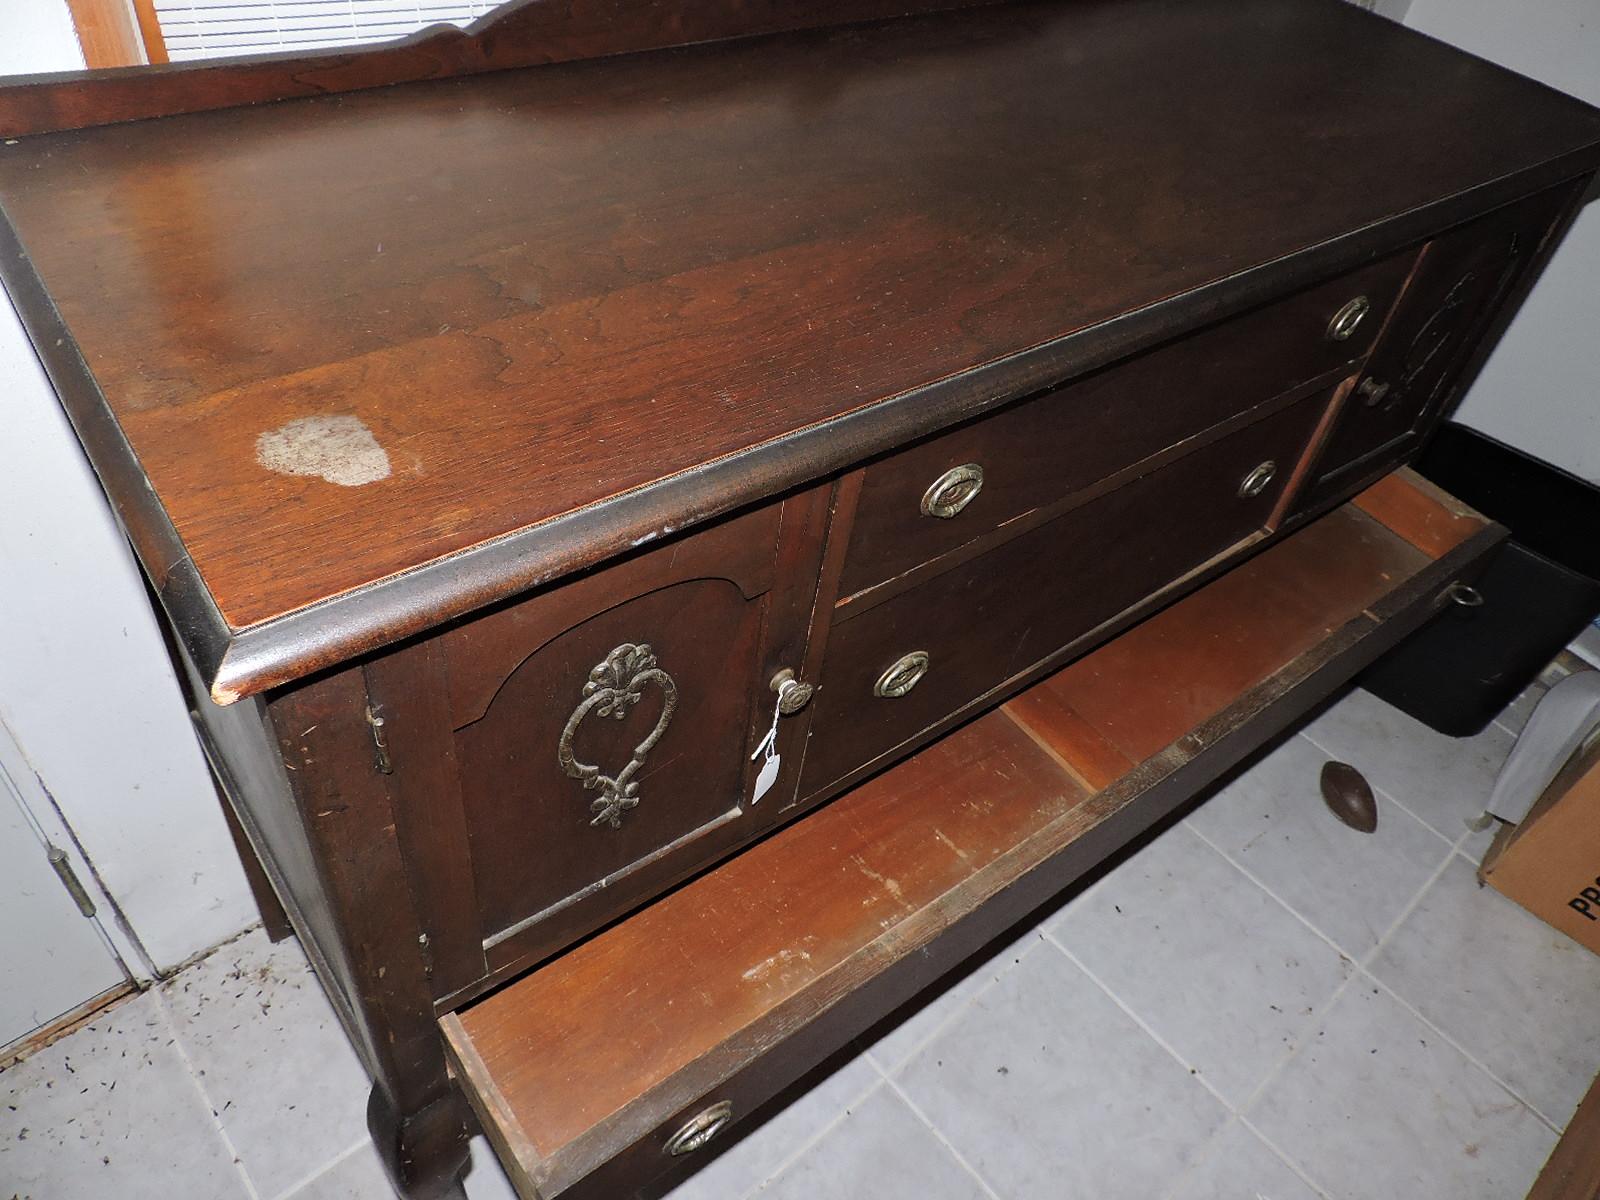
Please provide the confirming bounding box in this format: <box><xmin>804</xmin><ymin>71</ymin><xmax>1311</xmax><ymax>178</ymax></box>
<box><xmin>1482</xmin><ymin>729</ymin><xmax>1600</xmax><ymax>955</ymax></box>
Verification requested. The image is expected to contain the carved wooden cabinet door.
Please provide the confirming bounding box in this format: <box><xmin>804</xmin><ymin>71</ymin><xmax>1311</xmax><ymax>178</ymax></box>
<box><xmin>1315</xmin><ymin>183</ymin><xmax>1578</xmax><ymax>482</ymax></box>
<box><xmin>365</xmin><ymin>490</ymin><xmax>829</xmax><ymax>997</ymax></box>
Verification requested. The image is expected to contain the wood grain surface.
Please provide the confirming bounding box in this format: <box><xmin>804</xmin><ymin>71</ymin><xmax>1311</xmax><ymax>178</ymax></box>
<box><xmin>0</xmin><ymin>0</ymin><xmax>996</xmax><ymax>136</ymax></box>
<box><xmin>0</xmin><ymin>0</ymin><xmax>1594</xmax><ymax>706</ymax></box>
<box><xmin>441</xmin><ymin>478</ymin><xmax>1498</xmax><ymax>1198</ymax></box>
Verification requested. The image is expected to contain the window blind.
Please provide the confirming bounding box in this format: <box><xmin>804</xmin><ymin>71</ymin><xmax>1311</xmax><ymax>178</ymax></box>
<box><xmin>155</xmin><ymin>0</ymin><xmax>1389</xmax><ymax>63</ymax></box>
<box><xmin>154</xmin><ymin>1</ymin><xmax>505</xmax><ymax>62</ymax></box>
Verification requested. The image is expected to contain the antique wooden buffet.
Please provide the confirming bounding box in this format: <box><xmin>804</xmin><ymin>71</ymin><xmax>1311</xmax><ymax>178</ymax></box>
<box><xmin>3</xmin><ymin>0</ymin><xmax>1598</xmax><ymax>1194</ymax></box>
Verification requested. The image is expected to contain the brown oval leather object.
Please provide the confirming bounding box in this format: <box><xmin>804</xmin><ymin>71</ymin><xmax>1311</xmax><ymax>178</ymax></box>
<box><xmin>1320</xmin><ymin>761</ymin><xmax>1378</xmax><ymax>833</ymax></box>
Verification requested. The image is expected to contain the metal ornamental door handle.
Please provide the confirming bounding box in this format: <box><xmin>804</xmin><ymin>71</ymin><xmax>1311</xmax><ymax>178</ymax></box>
<box><xmin>874</xmin><ymin>651</ymin><xmax>931</xmax><ymax>698</ymax></box>
<box><xmin>769</xmin><ymin>668</ymin><xmax>815</xmax><ymax>715</ymax></box>
<box><xmin>1356</xmin><ymin>377</ymin><xmax>1393</xmax><ymax>408</ymax></box>
<box><xmin>1237</xmin><ymin>460</ymin><xmax>1277</xmax><ymax>499</ymax></box>
<box><xmin>663</xmin><ymin>1101</ymin><xmax>734</xmax><ymax>1156</ymax></box>
<box><xmin>558</xmin><ymin>642</ymin><xmax>678</xmax><ymax>829</ymax></box>
<box><xmin>1326</xmin><ymin>295</ymin><xmax>1371</xmax><ymax>342</ymax></box>
<box><xmin>921</xmin><ymin>463</ymin><xmax>985</xmax><ymax>519</ymax></box>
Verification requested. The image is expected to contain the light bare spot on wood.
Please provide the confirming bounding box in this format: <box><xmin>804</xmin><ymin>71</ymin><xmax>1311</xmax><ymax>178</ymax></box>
<box><xmin>256</xmin><ymin>415</ymin><xmax>391</xmax><ymax>487</ymax></box>
<box><xmin>851</xmin><ymin>854</ymin><xmax>905</xmax><ymax>903</ymax></box>
<box><xmin>740</xmin><ymin>946</ymin><xmax>812</xmax><ymax>984</ymax></box>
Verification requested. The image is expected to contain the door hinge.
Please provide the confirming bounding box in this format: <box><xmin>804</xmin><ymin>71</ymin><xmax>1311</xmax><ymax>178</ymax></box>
<box><xmin>365</xmin><ymin>705</ymin><xmax>394</xmax><ymax>775</ymax></box>
<box><xmin>47</xmin><ymin>845</ymin><xmax>97</xmax><ymax>918</ymax></box>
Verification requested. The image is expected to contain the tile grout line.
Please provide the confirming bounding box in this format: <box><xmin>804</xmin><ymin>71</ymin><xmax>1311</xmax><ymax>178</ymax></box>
<box><xmin>1048</xmin><ymin>925</ymin><xmax>1355</xmax><ymax>1200</ymax></box>
<box><xmin>1296</xmin><ymin>727</ymin><xmax>1466</xmax><ymax>852</ymax></box>
<box><xmin>149</xmin><ymin>984</ymin><xmax>265</xmax><ymax>1200</ymax></box>
<box><xmin>1221</xmin><ymin>796</ymin><xmax>1515</xmax><ymax>1133</ymax></box>
<box><xmin>1451</xmin><ymin>819</ymin><xmax>1498</xmax><ymax>870</ymax></box>
<box><xmin>1297</xmin><ymin>722</ymin><xmax>1509</xmax><ymax>852</ymax></box>
<box><xmin>1348</xmin><ymin>842</ymin><xmax>1570</xmax><ymax>1142</ymax></box>
<box><xmin>1452</xmin><ymin>842</ymin><xmax>1487</xmax><ymax>868</ymax></box>
<box><xmin>1353</xmin><ymin>817</ymin><xmax>1459</xmax><ymax>968</ymax></box>
<box><xmin>1255</xmin><ymin>815</ymin><xmax>1566</xmax><ymax>1136</ymax></box>
<box><xmin>1184</xmin><ymin>771</ymin><xmax>1467</xmax><ymax>980</ymax></box>
<box><xmin>1351</xmin><ymin>961</ymin><xmax>1563</xmax><ymax>1135</ymax></box>
<box><xmin>862</xmin><ymin>933</ymin><xmax>1049</xmax><ymax>1077</ymax></box>
<box><xmin>1183</xmin><ymin>819</ymin><xmax>1374</xmax><ymax>970</ymax></box>
<box><xmin>869</xmin><ymin>1060</ymin><xmax>1006</xmax><ymax>1200</ymax></box>
<box><xmin>1155</xmin><ymin>1112</ymin><xmax>1338</xmax><ymax>1200</ymax></box>
<box><xmin>263</xmin><ymin>1134</ymin><xmax>371</xmax><ymax>1200</ymax></box>
<box><xmin>1150</xmin><ymin>1115</ymin><xmax>1237</xmax><ymax>1200</ymax></box>
<box><xmin>737</xmin><ymin>1074</ymin><xmax>887</xmax><ymax>1200</ymax></box>
<box><xmin>1178</xmin><ymin>807</ymin><xmax>1436</xmax><ymax>1120</ymax></box>
<box><xmin>1234</xmin><ymin>1112</ymin><xmax>1338</xmax><ymax>1200</ymax></box>
<box><xmin>1041</xmin><ymin>931</ymin><xmax>1236</xmax><ymax>1114</ymax></box>
<box><xmin>1053</xmin><ymin>908</ymin><xmax>1347</xmax><ymax>1187</ymax></box>
<box><xmin>1223</xmin><ymin>823</ymin><xmax>1463</xmax><ymax>1117</ymax></box>
<box><xmin>1232</xmin><ymin>967</ymin><xmax>1365</xmax><ymax>1128</ymax></box>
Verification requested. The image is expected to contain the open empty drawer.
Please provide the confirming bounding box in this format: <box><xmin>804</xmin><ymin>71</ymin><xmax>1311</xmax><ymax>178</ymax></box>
<box><xmin>440</xmin><ymin>469</ymin><xmax>1503</xmax><ymax>1200</ymax></box>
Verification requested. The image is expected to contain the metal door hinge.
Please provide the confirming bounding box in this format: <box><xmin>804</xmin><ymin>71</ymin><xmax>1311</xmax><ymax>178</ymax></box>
<box><xmin>47</xmin><ymin>845</ymin><xmax>97</xmax><ymax>918</ymax></box>
<box><xmin>365</xmin><ymin>705</ymin><xmax>394</xmax><ymax>775</ymax></box>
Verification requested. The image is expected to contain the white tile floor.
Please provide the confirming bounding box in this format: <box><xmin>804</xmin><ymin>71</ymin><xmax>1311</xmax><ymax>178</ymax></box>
<box><xmin>6</xmin><ymin>681</ymin><xmax>1600</xmax><ymax>1200</ymax></box>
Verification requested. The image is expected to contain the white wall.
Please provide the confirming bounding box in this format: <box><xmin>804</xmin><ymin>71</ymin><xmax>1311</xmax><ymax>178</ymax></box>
<box><xmin>0</xmin><ymin>3</ymin><xmax>254</xmax><ymax>984</ymax></box>
<box><xmin>0</xmin><ymin>0</ymin><xmax>85</xmax><ymax>75</ymax></box>
<box><xmin>1404</xmin><ymin>0</ymin><xmax>1600</xmax><ymax>484</ymax></box>
<box><xmin>0</xmin><ymin>283</ymin><xmax>255</xmax><ymax>978</ymax></box>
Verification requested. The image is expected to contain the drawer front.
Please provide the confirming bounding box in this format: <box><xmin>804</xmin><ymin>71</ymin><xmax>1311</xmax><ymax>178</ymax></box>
<box><xmin>801</xmin><ymin>391</ymin><xmax>1329</xmax><ymax>793</ymax></box>
<box><xmin>1305</xmin><ymin>184</ymin><xmax>1577</xmax><ymax>497</ymax></box>
<box><xmin>837</xmin><ymin>252</ymin><xmax>1415</xmax><ymax>598</ymax></box>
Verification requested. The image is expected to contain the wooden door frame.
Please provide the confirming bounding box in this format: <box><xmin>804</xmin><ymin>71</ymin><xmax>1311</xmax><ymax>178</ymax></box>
<box><xmin>64</xmin><ymin>0</ymin><xmax>168</xmax><ymax>67</ymax></box>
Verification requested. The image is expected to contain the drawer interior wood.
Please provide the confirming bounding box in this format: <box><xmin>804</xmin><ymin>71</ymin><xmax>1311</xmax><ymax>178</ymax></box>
<box><xmin>441</xmin><ymin>469</ymin><xmax>1501</xmax><ymax>1200</ymax></box>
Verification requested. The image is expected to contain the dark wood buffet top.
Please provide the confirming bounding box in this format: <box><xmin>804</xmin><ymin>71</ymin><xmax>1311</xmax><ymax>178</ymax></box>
<box><xmin>7</xmin><ymin>4</ymin><xmax>1588</xmax><ymax>1194</ymax></box>
<box><xmin>2</xmin><ymin>0</ymin><xmax>1598</xmax><ymax>701</ymax></box>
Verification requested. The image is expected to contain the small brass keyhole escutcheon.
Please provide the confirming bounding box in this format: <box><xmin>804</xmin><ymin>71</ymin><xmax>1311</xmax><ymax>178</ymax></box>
<box><xmin>921</xmin><ymin>463</ymin><xmax>985</xmax><ymax>519</ymax></box>
<box><xmin>1237</xmin><ymin>460</ymin><xmax>1277</xmax><ymax>499</ymax></box>
<box><xmin>875</xmin><ymin>651</ymin><xmax>931</xmax><ymax>698</ymax></box>
<box><xmin>1327</xmin><ymin>295</ymin><xmax>1371</xmax><ymax>342</ymax></box>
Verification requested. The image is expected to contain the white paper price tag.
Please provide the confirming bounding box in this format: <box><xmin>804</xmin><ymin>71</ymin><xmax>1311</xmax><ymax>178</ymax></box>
<box><xmin>751</xmin><ymin>750</ymin><xmax>782</xmax><ymax>805</ymax></box>
<box><xmin>750</xmin><ymin>679</ymin><xmax>798</xmax><ymax>804</ymax></box>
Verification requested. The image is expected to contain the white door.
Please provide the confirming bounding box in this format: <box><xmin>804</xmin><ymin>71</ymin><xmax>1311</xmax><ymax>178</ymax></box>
<box><xmin>0</xmin><ymin>745</ymin><xmax>128</xmax><ymax>1051</ymax></box>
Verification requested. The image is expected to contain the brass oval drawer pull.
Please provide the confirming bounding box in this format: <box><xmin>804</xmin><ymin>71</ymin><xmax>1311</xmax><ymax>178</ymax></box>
<box><xmin>921</xmin><ymin>463</ymin><xmax>985</xmax><ymax>519</ymax></box>
<box><xmin>1237</xmin><ymin>460</ymin><xmax>1277</xmax><ymax>499</ymax></box>
<box><xmin>875</xmin><ymin>651</ymin><xmax>931</xmax><ymax>698</ymax></box>
<box><xmin>1327</xmin><ymin>295</ymin><xmax>1371</xmax><ymax>342</ymax></box>
<box><xmin>664</xmin><ymin>1100</ymin><xmax>734</xmax><ymax>1157</ymax></box>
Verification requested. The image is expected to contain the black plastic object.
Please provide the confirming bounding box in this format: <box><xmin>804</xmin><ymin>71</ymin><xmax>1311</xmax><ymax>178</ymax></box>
<box><xmin>1359</xmin><ymin>424</ymin><xmax>1600</xmax><ymax>737</ymax></box>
